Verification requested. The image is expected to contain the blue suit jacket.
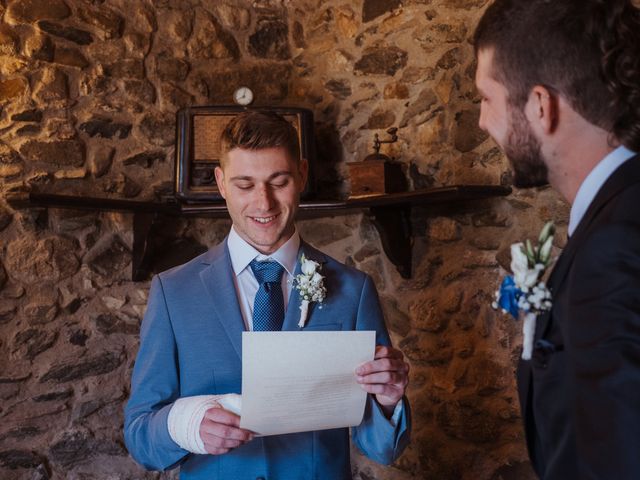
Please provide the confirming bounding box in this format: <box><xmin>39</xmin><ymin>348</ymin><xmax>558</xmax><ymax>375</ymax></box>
<box><xmin>124</xmin><ymin>239</ymin><xmax>410</xmax><ymax>479</ymax></box>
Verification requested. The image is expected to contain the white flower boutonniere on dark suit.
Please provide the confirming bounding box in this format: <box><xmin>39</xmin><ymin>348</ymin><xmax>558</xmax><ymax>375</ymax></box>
<box><xmin>493</xmin><ymin>222</ymin><xmax>556</xmax><ymax>360</ymax></box>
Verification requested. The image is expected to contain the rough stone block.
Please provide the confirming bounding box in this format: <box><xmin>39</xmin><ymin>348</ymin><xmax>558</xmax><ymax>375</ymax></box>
<box><xmin>436</xmin><ymin>47</ymin><xmax>462</xmax><ymax>70</ymax></box>
<box><xmin>32</xmin><ymin>390</ymin><xmax>73</xmax><ymax>402</ymax></box>
<box><xmin>20</xmin><ymin>139</ymin><xmax>84</xmax><ymax>167</ymax></box>
<box><xmin>429</xmin><ymin>217</ymin><xmax>461</xmax><ymax>242</ymax></box>
<box><xmin>37</xmin><ymin>20</ymin><xmax>93</xmax><ymax>45</ymax></box>
<box><xmin>11</xmin><ymin>109</ymin><xmax>42</xmax><ymax>122</ymax></box>
<box><xmin>362</xmin><ymin>0</ymin><xmax>402</xmax><ymax>23</ymax></box>
<box><xmin>0</xmin><ymin>449</ymin><xmax>44</xmax><ymax>469</ymax></box>
<box><xmin>5</xmin><ymin>0</ymin><xmax>71</xmax><ymax>24</ymax></box>
<box><xmin>187</xmin><ymin>11</ymin><xmax>239</xmax><ymax>60</ymax></box>
<box><xmin>79</xmin><ymin>118</ymin><xmax>132</xmax><ymax>139</ymax></box>
<box><xmin>0</xmin><ymin>24</ymin><xmax>19</xmax><ymax>56</ymax></box>
<box><xmin>33</xmin><ymin>67</ymin><xmax>68</xmax><ymax>103</ymax></box>
<box><xmin>355</xmin><ymin>46</ymin><xmax>408</xmax><ymax>76</ymax></box>
<box><xmin>383</xmin><ymin>81</ymin><xmax>409</xmax><ymax>99</ymax></box>
<box><xmin>400</xmin><ymin>88</ymin><xmax>438</xmax><ymax>128</ymax></box>
<box><xmin>49</xmin><ymin>428</ymin><xmax>123</xmax><ymax>466</ymax></box>
<box><xmin>53</xmin><ymin>46</ymin><xmax>89</xmax><ymax>69</ymax></box>
<box><xmin>123</xmin><ymin>79</ymin><xmax>156</xmax><ymax>104</ymax></box>
<box><xmin>121</xmin><ymin>150</ymin><xmax>165</xmax><ymax>168</ymax></box>
<box><xmin>103</xmin><ymin>59</ymin><xmax>145</xmax><ymax>79</ymax></box>
<box><xmin>12</xmin><ymin>328</ymin><xmax>58</xmax><ymax>360</ymax></box>
<box><xmin>325</xmin><ymin>79</ymin><xmax>352</xmax><ymax>100</ymax></box>
<box><xmin>0</xmin><ymin>77</ymin><xmax>28</xmax><ymax>102</ymax></box>
<box><xmin>454</xmin><ymin>109</ymin><xmax>488</xmax><ymax>153</ymax></box>
<box><xmin>23</xmin><ymin>31</ymin><xmax>54</xmax><ymax>61</ymax></box>
<box><xmin>77</xmin><ymin>5</ymin><xmax>124</xmax><ymax>39</ymax></box>
<box><xmin>94</xmin><ymin>313</ymin><xmax>139</xmax><ymax>335</ymax></box>
<box><xmin>87</xmin><ymin>236</ymin><xmax>130</xmax><ymax>277</ymax></box>
<box><xmin>24</xmin><ymin>303</ymin><xmax>58</xmax><ymax>324</ymax></box>
<box><xmin>361</xmin><ymin>108</ymin><xmax>396</xmax><ymax>129</ymax></box>
<box><xmin>213</xmin><ymin>3</ymin><xmax>251</xmax><ymax>30</ymax></box>
<box><xmin>5</xmin><ymin>236</ymin><xmax>80</xmax><ymax>284</ymax></box>
<box><xmin>40</xmin><ymin>351</ymin><xmax>123</xmax><ymax>383</ymax></box>
<box><xmin>139</xmin><ymin>113</ymin><xmax>174</xmax><ymax>147</ymax></box>
<box><xmin>436</xmin><ymin>400</ymin><xmax>502</xmax><ymax>443</ymax></box>
<box><xmin>249</xmin><ymin>18</ymin><xmax>291</xmax><ymax>60</ymax></box>
<box><xmin>0</xmin><ymin>164</ymin><xmax>23</xmax><ymax>177</ymax></box>
<box><xmin>155</xmin><ymin>57</ymin><xmax>190</xmax><ymax>82</ymax></box>
<box><xmin>0</xmin><ymin>304</ymin><xmax>16</xmax><ymax>325</ymax></box>
<box><xmin>88</xmin><ymin>144</ymin><xmax>114</xmax><ymax>178</ymax></box>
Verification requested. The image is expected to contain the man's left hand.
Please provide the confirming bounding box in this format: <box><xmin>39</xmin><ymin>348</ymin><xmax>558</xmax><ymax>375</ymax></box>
<box><xmin>356</xmin><ymin>345</ymin><xmax>409</xmax><ymax>416</ymax></box>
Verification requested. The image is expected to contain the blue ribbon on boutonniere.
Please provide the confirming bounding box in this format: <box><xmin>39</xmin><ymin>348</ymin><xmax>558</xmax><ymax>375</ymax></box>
<box><xmin>497</xmin><ymin>276</ymin><xmax>522</xmax><ymax>319</ymax></box>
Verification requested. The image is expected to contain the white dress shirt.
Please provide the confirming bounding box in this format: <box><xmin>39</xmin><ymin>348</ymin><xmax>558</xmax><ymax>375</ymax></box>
<box><xmin>227</xmin><ymin>226</ymin><xmax>300</xmax><ymax>331</ymax></box>
<box><xmin>568</xmin><ymin>146</ymin><xmax>637</xmax><ymax>236</ymax></box>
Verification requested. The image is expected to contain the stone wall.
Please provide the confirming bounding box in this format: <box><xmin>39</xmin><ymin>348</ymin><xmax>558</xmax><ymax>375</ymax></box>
<box><xmin>0</xmin><ymin>0</ymin><xmax>568</xmax><ymax>478</ymax></box>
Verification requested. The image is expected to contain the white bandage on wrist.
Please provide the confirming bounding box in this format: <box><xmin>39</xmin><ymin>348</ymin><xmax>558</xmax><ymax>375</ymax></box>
<box><xmin>167</xmin><ymin>393</ymin><xmax>242</xmax><ymax>454</ymax></box>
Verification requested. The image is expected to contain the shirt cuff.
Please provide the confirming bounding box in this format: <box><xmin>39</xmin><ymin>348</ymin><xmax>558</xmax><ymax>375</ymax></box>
<box><xmin>389</xmin><ymin>398</ymin><xmax>404</xmax><ymax>427</ymax></box>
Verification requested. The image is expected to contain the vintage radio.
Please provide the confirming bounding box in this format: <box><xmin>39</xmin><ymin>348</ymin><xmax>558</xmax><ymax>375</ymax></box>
<box><xmin>174</xmin><ymin>106</ymin><xmax>316</xmax><ymax>203</ymax></box>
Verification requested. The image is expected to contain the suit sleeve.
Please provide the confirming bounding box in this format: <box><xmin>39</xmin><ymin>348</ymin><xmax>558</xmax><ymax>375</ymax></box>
<box><xmin>565</xmin><ymin>223</ymin><xmax>640</xmax><ymax>477</ymax></box>
<box><xmin>351</xmin><ymin>274</ymin><xmax>411</xmax><ymax>465</ymax></box>
<box><xmin>124</xmin><ymin>275</ymin><xmax>189</xmax><ymax>470</ymax></box>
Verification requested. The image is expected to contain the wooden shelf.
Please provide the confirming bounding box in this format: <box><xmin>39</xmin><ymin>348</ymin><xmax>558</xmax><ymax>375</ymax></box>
<box><xmin>8</xmin><ymin>185</ymin><xmax>511</xmax><ymax>280</ymax></box>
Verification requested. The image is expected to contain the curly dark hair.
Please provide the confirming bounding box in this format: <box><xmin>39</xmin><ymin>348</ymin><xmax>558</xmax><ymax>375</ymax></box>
<box><xmin>474</xmin><ymin>0</ymin><xmax>640</xmax><ymax>151</ymax></box>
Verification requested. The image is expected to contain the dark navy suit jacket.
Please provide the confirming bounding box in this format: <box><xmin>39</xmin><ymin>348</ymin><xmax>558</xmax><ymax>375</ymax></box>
<box><xmin>517</xmin><ymin>155</ymin><xmax>640</xmax><ymax>479</ymax></box>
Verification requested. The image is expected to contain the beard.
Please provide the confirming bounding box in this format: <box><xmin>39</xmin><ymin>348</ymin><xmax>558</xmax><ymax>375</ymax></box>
<box><xmin>503</xmin><ymin>106</ymin><xmax>549</xmax><ymax>188</ymax></box>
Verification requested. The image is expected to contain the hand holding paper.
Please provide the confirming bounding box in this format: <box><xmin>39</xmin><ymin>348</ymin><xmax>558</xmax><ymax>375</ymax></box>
<box><xmin>199</xmin><ymin>403</ymin><xmax>254</xmax><ymax>455</ymax></box>
<box><xmin>355</xmin><ymin>345</ymin><xmax>410</xmax><ymax>416</ymax></box>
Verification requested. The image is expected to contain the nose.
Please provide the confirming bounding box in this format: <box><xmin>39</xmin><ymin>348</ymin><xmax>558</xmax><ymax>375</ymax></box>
<box><xmin>254</xmin><ymin>184</ymin><xmax>275</xmax><ymax>211</ymax></box>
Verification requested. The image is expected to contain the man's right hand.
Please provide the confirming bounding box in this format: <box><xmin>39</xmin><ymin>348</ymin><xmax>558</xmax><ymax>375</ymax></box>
<box><xmin>199</xmin><ymin>407</ymin><xmax>254</xmax><ymax>455</ymax></box>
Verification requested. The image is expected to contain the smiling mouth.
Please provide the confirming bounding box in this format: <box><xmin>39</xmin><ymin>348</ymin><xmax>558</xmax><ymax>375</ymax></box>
<box><xmin>251</xmin><ymin>214</ymin><xmax>279</xmax><ymax>224</ymax></box>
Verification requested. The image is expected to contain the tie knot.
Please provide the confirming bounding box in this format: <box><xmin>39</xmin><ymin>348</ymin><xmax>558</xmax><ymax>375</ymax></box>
<box><xmin>250</xmin><ymin>260</ymin><xmax>284</xmax><ymax>285</ymax></box>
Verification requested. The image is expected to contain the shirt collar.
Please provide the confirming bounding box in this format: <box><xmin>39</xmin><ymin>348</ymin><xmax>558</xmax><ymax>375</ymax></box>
<box><xmin>568</xmin><ymin>145</ymin><xmax>637</xmax><ymax>236</ymax></box>
<box><xmin>227</xmin><ymin>226</ymin><xmax>300</xmax><ymax>276</ymax></box>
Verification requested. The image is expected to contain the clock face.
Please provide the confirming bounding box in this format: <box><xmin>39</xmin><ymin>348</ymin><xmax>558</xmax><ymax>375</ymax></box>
<box><xmin>233</xmin><ymin>86</ymin><xmax>254</xmax><ymax>106</ymax></box>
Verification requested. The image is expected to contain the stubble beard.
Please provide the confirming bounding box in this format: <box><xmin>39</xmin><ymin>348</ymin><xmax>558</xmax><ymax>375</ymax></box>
<box><xmin>504</xmin><ymin>105</ymin><xmax>549</xmax><ymax>188</ymax></box>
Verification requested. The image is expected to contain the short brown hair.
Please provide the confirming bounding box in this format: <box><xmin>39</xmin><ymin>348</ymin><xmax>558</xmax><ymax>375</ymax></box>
<box><xmin>474</xmin><ymin>0</ymin><xmax>640</xmax><ymax>151</ymax></box>
<box><xmin>219</xmin><ymin>111</ymin><xmax>301</xmax><ymax>167</ymax></box>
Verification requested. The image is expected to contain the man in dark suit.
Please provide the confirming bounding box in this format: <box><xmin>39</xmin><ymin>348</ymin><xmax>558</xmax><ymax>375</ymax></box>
<box><xmin>473</xmin><ymin>0</ymin><xmax>640</xmax><ymax>478</ymax></box>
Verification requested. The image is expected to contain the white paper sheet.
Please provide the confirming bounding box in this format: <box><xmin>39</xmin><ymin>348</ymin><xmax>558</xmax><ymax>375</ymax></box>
<box><xmin>240</xmin><ymin>331</ymin><xmax>375</xmax><ymax>436</ymax></box>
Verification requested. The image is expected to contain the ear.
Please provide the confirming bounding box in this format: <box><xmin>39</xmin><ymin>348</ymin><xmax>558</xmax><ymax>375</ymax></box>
<box><xmin>528</xmin><ymin>85</ymin><xmax>558</xmax><ymax>134</ymax></box>
<box><xmin>214</xmin><ymin>166</ymin><xmax>227</xmax><ymax>199</ymax></box>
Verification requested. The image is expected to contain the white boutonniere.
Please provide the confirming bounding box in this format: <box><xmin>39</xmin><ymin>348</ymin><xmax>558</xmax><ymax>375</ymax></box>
<box><xmin>292</xmin><ymin>254</ymin><xmax>327</xmax><ymax>328</ymax></box>
<box><xmin>492</xmin><ymin>222</ymin><xmax>555</xmax><ymax>360</ymax></box>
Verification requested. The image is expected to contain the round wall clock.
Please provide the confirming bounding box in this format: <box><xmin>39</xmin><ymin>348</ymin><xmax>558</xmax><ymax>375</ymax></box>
<box><xmin>233</xmin><ymin>86</ymin><xmax>254</xmax><ymax>106</ymax></box>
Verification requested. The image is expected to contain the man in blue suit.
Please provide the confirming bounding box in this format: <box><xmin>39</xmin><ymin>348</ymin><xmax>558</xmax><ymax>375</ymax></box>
<box><xmin>124</xmin><ymin>111</ymin><xmax>411</xmax><ymax>479</ymax></box>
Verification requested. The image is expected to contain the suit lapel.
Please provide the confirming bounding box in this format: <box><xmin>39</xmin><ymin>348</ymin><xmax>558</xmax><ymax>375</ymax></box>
<box><xmin>282</xmin><ymin>241</ymin><xmax>328</xmax><ymax>331</ymax></box>
<box><xmin>199</xmin><ymin>240</ymin><xmax>245</xmax><ymax>359</ymax></box>
<box><xmin>538</xmin><ymin>154</ymin><xmax>640</xmax><ymax>337</ymax></box>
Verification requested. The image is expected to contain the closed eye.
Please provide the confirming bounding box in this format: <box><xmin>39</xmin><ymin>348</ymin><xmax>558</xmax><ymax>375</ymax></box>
<box><xmin>270</xmin><ymin>179</ymin><xmax>290</xmax><ymax>188</ymax></box>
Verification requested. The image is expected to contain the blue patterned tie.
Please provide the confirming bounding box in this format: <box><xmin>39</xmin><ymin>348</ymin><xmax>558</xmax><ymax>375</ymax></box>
<box><xmin>250</xmin><ymin>260</ymin><xmax>285</xmax><ymax>331</ymax></box>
